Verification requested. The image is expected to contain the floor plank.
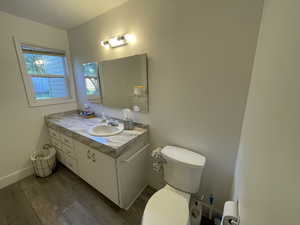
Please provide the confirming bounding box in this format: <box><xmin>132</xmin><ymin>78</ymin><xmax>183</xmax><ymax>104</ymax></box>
<box><xmin>0</xmin><ymin>165</ymin><xmax>210</xmax><ymax>225</ymax></box>
<box><xmin>0</xmin><ymin>165</ymin><xmax>151</xmax><ymax>225</ymax></box>
<box><xmin>0</xmin><ymin>183</ymin><xmax>42</xmax><ymax>225</ymax></box>
<box><xmin>62</xmin><ymin>201</ymin><xmax>105</xmax><ymax>225</ymax></box>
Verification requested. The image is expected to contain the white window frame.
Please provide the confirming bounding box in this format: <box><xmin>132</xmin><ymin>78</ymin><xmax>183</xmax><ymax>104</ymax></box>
<box><xmin>82</xmin><ymin>61</ymin><xmax>101</xmax><ymax>102</ymax></box>
<box><xmin>13</xmin><ymin>37</ymin><xmax>76</xmax><ymax>107</ymax></box>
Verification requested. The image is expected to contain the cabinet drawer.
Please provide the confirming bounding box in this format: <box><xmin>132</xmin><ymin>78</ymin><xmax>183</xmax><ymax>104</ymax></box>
<box><xmin>62</xmin><ymin>144</ymin><xmax>75</xmax><ymax>158</ymax></box>
<box><xmin>51</xmin><ymin>137</ymin><xmax>61</xmax><ymax>149</ymax></box>
<box><xmin>61</xmin><ymin>134</ymin><xmax>73</xmax><ymax>148</ymax></box>
<box><xmin>49</xmin><ymin>129</ymin><xmax>60</xmax><ymax>140</ymax></box>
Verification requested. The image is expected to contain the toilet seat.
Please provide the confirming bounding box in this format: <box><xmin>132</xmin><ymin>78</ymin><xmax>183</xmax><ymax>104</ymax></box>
<box><xmin>142</xmin><ymin>185</ymin><xmax>191</xmax><ymax>225</ymax></box>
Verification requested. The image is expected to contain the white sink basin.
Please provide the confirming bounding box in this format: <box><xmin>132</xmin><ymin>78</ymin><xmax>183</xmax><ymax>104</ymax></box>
<box><xmin>88</xmin><ymin>123</ymin><xmax>124</xmax><ymax>137</ymax></box>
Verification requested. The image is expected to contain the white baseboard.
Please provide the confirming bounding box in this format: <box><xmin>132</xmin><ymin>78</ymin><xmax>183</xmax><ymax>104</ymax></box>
<box><xmin>0</xmin><ymin>167</ymin><xmax>34</xmax><ymax>190</ymax></box>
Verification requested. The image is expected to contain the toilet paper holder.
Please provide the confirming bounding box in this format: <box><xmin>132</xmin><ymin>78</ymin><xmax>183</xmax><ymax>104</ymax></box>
<box><xmin>227</xmin><ymin>217</ymin><xmax>240</xmax><ymax>225</ymax></box>
<box><xmin>222</xmin><ymin>201</ymin><xmax>240</xmax><ymax>225</ymax></box>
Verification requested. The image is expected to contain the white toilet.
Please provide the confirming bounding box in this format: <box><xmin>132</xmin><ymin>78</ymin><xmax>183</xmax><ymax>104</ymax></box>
<box><xmin>142</xmin><ymin>146</ymin><xmax>206</xmax><ymax>225</ymax></box>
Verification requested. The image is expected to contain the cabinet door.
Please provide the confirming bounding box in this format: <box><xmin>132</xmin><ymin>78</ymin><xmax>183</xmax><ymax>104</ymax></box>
<box><xmin>64</xmin><ymin>155</ymin><xmax>78</xmax><ymax>174</ymax></box>
<box><xmin>74</xmin><ymin>141</ymin><xmax>119</xmax><ymax>205</ymax></box>
<box><xmin>75</xmin><ymin>141</ymin><xmax>97</xmax><ymax>188</ymax></box>
<box><xmin>117</xmin><ymin>144</ymin><xmax>149</xmax><ymax>209</ymax></box>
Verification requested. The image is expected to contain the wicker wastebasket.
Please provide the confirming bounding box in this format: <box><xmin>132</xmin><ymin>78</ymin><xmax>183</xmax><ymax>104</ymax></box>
<box><xmin>31</xmin><ymin>144</ymin><xmax>56</xmax><ymax>177</ymax></box>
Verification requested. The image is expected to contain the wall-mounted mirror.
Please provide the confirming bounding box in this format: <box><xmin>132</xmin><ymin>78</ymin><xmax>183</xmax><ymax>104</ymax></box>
<box><xmin>81</xmin><ymin>54</ymin><xmax>148</xmax><ymax>112</ymax></box>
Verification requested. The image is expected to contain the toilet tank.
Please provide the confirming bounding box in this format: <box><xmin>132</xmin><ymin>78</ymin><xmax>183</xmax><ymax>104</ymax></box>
<box><xmin>161</xmin><ymin>146</ymin><xmax>206</xmax><ymax>193</ymax></box>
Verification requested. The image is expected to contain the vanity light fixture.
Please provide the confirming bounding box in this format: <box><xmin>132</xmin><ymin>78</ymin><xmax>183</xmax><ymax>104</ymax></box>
<box><xmin>100</xmin><ymin>33</ymin><xmax>136</xmax><ymax>49</ymax></box>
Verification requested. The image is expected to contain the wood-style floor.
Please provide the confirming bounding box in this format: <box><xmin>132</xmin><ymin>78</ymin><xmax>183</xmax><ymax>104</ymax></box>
<box><xmin>0</xmin><ymin>165</ymin><xmax>155</xmax><ymax>225</ymax></box>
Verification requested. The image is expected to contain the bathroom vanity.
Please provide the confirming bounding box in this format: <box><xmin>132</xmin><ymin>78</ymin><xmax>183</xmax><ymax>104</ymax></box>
<box><xmin>45</xmin><ymin>111</ymin><xmax>149</xmax><ymax>209</ymax></box>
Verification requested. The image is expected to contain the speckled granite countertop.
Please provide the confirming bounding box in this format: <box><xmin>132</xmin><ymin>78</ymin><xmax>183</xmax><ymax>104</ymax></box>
<box><xmin>45</xmin><ymin>111</ymin><xmax>148</xmax><ymax>158</ymax></box>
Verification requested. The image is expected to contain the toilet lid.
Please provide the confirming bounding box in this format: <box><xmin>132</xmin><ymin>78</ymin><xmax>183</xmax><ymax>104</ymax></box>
<box><xmin>142</xmin><ymin>185</ymin><xmax>190</xmax><ymax>225</ymax></box>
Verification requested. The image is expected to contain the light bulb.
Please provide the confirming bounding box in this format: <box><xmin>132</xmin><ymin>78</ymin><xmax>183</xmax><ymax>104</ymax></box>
<box><xmin>100</xmin><ymin>41</ymin><xmax>110</xmax><ymax>49</ymax></box>
<box><xmin>124</xmin><ymin>34</ymin><xmax>136</xmax><ymax>43</ymax></box>
<box><xmin>34</xmin><ymin>59</ymin><xmax>44</xmax><ymax>65</ymax></box>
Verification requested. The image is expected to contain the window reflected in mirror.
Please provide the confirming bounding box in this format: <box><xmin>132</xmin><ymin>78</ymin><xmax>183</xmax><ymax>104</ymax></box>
<box><xmin>82</xmin><ymin>62</ymin><xmax>101</xmax><ymax>103</ymax></box>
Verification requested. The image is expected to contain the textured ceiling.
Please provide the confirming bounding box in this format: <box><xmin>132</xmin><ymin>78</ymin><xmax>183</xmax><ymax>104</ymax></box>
<box><xmin>0</xmin><ymin>0</ymin><xmax>128</xmax><ymax>29</ymax></box>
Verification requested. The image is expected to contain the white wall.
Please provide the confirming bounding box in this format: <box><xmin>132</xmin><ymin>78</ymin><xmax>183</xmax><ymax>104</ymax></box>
<box><xmin>232</xmin><ymin>0</ymin><xmax>300</xmax><ymax>224</ymax></box>
<box><xmin>0</xmin><ymin>11</ymin><xmax>77</xmax><ymax>188</ymax></box>
<box><xmin>68</xmin><ymin>0</ymin><xmax>263</xmax><ymax>209</ymax></box>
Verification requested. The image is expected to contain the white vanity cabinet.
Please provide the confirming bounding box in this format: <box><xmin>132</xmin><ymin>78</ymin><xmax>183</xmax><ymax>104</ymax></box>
<box><xmin>75</xmin><ymin>140</ymin><xmax>119</xmax><ymax>205</ymax></box>
<box><xmin>117</xmin><ymin>143</ymin><xmax>149</xmax><ymax>208</ymax></box>
<box><xmin>48</xmin><ymin>128</ymin><xmax>78</xmax><ymax>173</ymax></box>
<box><xmin>47</xmin><ymin>127</ymin><xmax>149</xmax><ymax>209</ymax></box>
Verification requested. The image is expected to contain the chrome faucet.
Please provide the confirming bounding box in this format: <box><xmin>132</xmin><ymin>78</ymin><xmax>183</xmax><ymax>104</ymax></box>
<box><xmin>107</xmin><ymin>119</ymin><xmax>119</xmax><ymax>127</ymax></box>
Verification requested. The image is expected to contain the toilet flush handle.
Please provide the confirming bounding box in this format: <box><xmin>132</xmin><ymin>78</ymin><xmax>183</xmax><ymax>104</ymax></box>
<box><xmin>152</xmin><ymin>147</ymin><xmax>167</xmax><ymax>163</ymax></box>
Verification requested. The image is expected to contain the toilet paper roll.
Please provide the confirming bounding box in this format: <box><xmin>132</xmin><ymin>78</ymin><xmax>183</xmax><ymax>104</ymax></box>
<box><xmin>221</xmin><ymin>201</ymin><xmax>238</xmax><ymax>225</ymax></box>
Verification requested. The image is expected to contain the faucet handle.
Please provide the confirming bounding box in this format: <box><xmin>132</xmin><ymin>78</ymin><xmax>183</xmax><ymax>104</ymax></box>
<box><xmin>101</xmin><ymin>112</ymin><xmax>108</xmax><ymax>122</ymax></box>
<box><xmin>107</xmin><ymin>119</ymin><xmax>119</xmax><ymax>127</ymax></box>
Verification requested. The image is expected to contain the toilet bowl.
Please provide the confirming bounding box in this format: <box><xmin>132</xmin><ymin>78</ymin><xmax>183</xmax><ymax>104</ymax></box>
<box><xmin>142</xmin><ymin>146</ymin><xmax>206</xmax><ymax>225</ymax></box>
<box><xmin>142</xmin><ymin>185</ymin><xmax>190</xmax><ymax>225</ymax></box>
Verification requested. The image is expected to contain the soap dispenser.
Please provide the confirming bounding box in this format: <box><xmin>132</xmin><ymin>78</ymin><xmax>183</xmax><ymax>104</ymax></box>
<box><xmin>122</xmin><ymin>108</ymin><xmax>134</xmax><ymax>130</ymax></box>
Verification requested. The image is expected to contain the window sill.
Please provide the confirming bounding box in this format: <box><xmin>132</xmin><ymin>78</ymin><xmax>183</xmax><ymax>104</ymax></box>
<box><xmin>28</xmin><ymin>97</ymin><xmax>76</xmax><ymax>107</ymax></box>
<box><xmin>87</xmin><ymin>96</ymin><xmax>101</xmax><ymax>104</ymax></box>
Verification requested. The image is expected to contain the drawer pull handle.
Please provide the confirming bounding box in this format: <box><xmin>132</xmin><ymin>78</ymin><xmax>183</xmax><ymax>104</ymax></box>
<box><xmin>92</xmin><ymin>153</ymin><xmax>96</xmax><ymax>162</ymax></box>
<box><xmin>87</xmin><ymin>150</ymin><xmax>91</xmax><ymax>159</ymax></box>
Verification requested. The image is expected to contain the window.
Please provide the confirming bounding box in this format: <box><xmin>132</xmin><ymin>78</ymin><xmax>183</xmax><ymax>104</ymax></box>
<box><xmin>82</xmin><ymin>62</ymin><xmax>100</xmax><ymax>100</ymax></box>
<box><xmin>14</xmin><ymin>38</ymin><xmax>75</xmax><ymax>106</ymax></box>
